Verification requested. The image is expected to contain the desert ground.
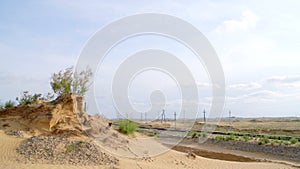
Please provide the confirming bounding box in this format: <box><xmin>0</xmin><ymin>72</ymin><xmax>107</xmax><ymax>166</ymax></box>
<box><xmin>0</xmin><ymin>130</ymin><xmax>297</xmax><ymax>169</ymax></box>
<box><xmin>0</xmin><ymin>95</ymin><xmax>298</xmax><ymax>169</ymax></box>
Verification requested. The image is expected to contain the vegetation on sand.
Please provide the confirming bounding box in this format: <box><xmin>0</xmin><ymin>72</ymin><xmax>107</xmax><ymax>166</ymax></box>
<box><xmin>4</xmin><ymin>100</ymin><xmax>15</xmax><ymax>108</ymax></box>
<box><xmin>290</xmin><ymin>138</ymin><xmax>298</xmax><ymax>144</ymax></box>
<box><xmin>50</xmin><ymin>66</ymin><xmax>92</xmax><ymax>96</ymax></box>
<box><xmin>118</xmin><ymin>119</ymin><xmax>138</xmax><ymax>135</ymax></box>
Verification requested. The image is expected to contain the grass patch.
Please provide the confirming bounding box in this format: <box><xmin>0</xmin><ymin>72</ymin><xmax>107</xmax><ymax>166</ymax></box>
<box><xmin>216</xmin><ymin>135</ymin><xmax>224</xmax><ymax>141</ymax></box>
<box><xmin>188</xmin><ymin>131</ymin><xmax>200</xmax><ymax>138</ymax></box>
<box><xmin>225</xmin><ymin>134</ymin><xmax>236</xmax><ymax>141</ymax></box>
<box><xmin>79</xmin><ymin>140</ymin><xmax>85</xmax><ymax>145</ymax></box>
<box><xmin>118</xmin><ymin>119</ymin><xmax>138</xmax><ymax>135</ymax></box>
<box><xmin>242</xmin><ymin>135</ymin><xmax>250</xmax><ymax>142</ymax></box>
<box><xmin>4</xmin><ymin>100</ymin><xmax>15</xmax><ymax>108</ymax></box>
<box><xmin>201</xmin><ymin>133</ymin><xmax>207</xmax><ymax>138</ymax></box>
<box><xmin>146</xmin><ymin>131</ymin><xmax>158</xmax><ymax>137</ymax></box>
<box><xmin>258</xmin><ymin>136</ymin><xmax>270</xmax><ymax>145</ymax></box>
<box><xmin>290</xmin><ymin>138</ymin><xmax>298</xmax><ymax>144</ymax></box>
<box><xmin>66</xmin><ymin>144</ymin><xmax>75</xmax><ymax>152</ymax></box>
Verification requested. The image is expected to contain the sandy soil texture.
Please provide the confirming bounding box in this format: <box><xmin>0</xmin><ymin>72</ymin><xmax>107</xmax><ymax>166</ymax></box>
<box><xmin>0</xmin><ymin>130</ymin><xmax>296</xmax><ymax>169</ymax></box>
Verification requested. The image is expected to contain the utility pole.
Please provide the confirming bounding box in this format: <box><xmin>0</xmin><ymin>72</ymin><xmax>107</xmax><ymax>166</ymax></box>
<box><xmin>183</xmin><ymin>110</ymin><xmax>186</xmax><ymax>124</ymax></box>
<box><xmin>174</xmin><ymin>111</ymin><xmax>177</xmax><ymax>129</ymax></box>
<box><xmin>145</xmin><ymin>112</ymin><xmax>147</xmax><ymax>122</ymax></box>
<box><xmin>229</xmin><ymin>110</ymin><xmax>232</xmax><ymax>129</ymax></box>
<box><xmin>141</xmin><ymin>113</ymin><xmax>143</xmax><ymax>122</ymax></box>
<box><xmin>203</xmin><ymin>109</ymin><xmax>206</xmax><ymax>123</ymax></box>
<box><xmin>161</xmin><ymin>109</ymin><xmax>166</xmax><ymax>123</ymax></box>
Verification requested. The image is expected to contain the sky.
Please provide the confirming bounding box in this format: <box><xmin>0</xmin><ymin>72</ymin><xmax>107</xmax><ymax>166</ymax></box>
<box><xmin>0</xmin><ymin>0</ymin><xmax>300</xmax><ymax>118</ymax></box>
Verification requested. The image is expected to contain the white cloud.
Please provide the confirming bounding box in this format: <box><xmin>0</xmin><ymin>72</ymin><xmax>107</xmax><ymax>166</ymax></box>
<box><xmin>244</xmin><ymin>90</ymin><xmax>282</xmax><ymax>98</ymax></box>
<box><xmin>265</xmin><ymin>75</ymin><xmax>300</xmax><ymax>83</ymax></box>
<box><xmin>229</xmin><ymin>82</ymin><xmax>261</xmax><ymax>90</ymax></box>
<box><xmin>215</xmin><ymin>10</ymin><xmax>258</xmax><ymax>32</ymax></box>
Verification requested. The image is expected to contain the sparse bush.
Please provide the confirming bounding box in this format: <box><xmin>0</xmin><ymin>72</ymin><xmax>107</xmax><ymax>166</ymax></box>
<box><xmin>270</xmin><ymin>140</ymin><xmax>275</xmax><ymax>146</ymax></box>
<box><xmin>66</xmin><ymin>144</ymin><xmax>75</xmax><ymax>152</ymax></box>
<box><xmin>188</xmin><ymin>132</ymin><xmax>199</xmax><ymax>138</ymax></box>
<box><xmin>242</xmin><ymin>135</ymin><xmax>250</xmax><ymax>142</ymax></box>
<box><xmin>216</xmin><ymin>135</ymin><xmax>224</xmax><ymax>141</ymax></box>
<box><xmin>262</xmin><ymin>136</ymin><xmax>270</xmax><ymax>144</ymax></box>
<box><xmin>250</xmin><ymin>119</ymin><xmax>257</xmax><ymax>122</ymax></box>
<box><xmin>118</xmin><ymin>119</ymin><xmax>138</xmax><ymax>135</ymax></box>
<box><xmin>50</xmin><ymin>66</ymin><xmax>92</xmax><ymax>97</ymax></box>
<box><xmin>290</xmin><ymin>138</ymin><xmax>298</xmax><ymax>144</ymax></box>
<box><xmin>202</xmin><ymin>133</ymin><xmax>207</xmax><ymax>138</ymax></box>
<box><xmin>16</xmin><ymin>91</ymin><xmax>43</xmax><ymax>105</ymax></box>
<box><xmin>4</xmin><ymin>100</ymin><xmax>15</xmax><ymax>108</ymax></box>
<box><xmin>225</xmin><ymin>134</ymin><xmax>236</xmax><ymax>141</ymax></box>
<box><xmin>258</xmin><ymin>136</ymin><xmax>270</xmax><ymax>145</ymax></box>
<box><xmin>79</xmin><ymin>140</ymin><xmax>85</xmax><ymax>145</ymax></box>
<box><xmin>147</xmin><ymin>131</ymin><xmax>157</xmax><ymax>137</ymax></box>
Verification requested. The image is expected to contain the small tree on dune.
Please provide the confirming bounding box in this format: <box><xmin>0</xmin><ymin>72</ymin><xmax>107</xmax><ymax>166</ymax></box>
<box><xmin>50</xmin><ymin>66</ymin><xmax>92</xmax><ymax>97</ymax></box>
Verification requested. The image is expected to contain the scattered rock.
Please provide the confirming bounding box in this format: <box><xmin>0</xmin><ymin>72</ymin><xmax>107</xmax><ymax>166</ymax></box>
<box><xmin>2</xmin><ymin>123</ymin><xmax>10</xmax><ymax>127</ymax></box>
<box><xmin>16</xmin><ymin>136</ymin><xmax>119</xmax><ymax>166</ymax></box>
<box><xmin>6</xmin><ymin>130</ymin><xmax>24</xmax><ymax>137</ymax></box>
<box><xmin>187</xmin><ymin>151</ymin><xmax>196</xmax><ymax>159</ymax></box>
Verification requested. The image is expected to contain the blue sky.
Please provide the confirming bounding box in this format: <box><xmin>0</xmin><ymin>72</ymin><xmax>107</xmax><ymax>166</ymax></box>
<box><xmin>1</xmin><ymin>0</ymin><xmax>300</xmax><ymax>118</ymax></box>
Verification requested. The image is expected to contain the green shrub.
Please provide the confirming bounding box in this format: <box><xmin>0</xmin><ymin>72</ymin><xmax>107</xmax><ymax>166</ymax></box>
<box><xmin>216</xmin><ymin>135</ymin><xmax>224</xmax><ymax>141</ymax></box>
<box><xmin>258</xmin><ymin>136</ymin><xmax>270</xmax><ymax>145</ymax></box>
<box><xmin>225</xmin><ymin>134</ymin><xmax>236</xmax><ymax>141</ymax></box>
<box><xmin>0</xmin><ymin>103</ymin><xmax>3</xmax><ymax>110</ymax></box>
<box><xmin>118</xmin><ymin>119</ymin><xmax>138</xmax><ymax>135</ymax></box>
<box><xmin>262</xmin><ymin>136</ymin><xmax>270</xmax><ymax>144</ymax></box>
<box><xmin>66</xmin><ymin>144</ymin><xmax>75</xmax><ymax>152</ymax></box>
<box><xmin>242</xmin><ymin>135</ymin><xmax>250</xmax><ymax>142</ymax></box>
<box><xmin>50</xmin><ymin>66</ymin><xmax>92</xmax><ymax>96</ymax></box>
<box><xmin>4</xmin><ymin>100</ymin><xmax>15</xmax><ymax>108</ymax></box>
<box><xmin>16</xmin><ymin>91</ymin><xmax>43</xmax><ymax>105</ymax></box>
<box><xmin>202</xmin><ymin>133</ymin><xmax>207</xmax><ymax>138</ymax></box>
<box><xmin>290</xmin><ymin>138</ymin><xmax>298</xmax><ymax>144</ymax></box>
<box><xmin>147</xmin><ymin>131</ymin><xmax>157</xmax><ymax>137</ymax></box>
<box><xmin>189</xmin><ymin>132</ymin><xmax>199</xmax><ymax>138</ymax></box>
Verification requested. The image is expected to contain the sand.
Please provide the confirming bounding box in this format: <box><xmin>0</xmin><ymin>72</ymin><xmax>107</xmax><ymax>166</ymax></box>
<box><xmin>0</xmin><ymin>131</ymin><xmax>296</xmax><ymax>169</ymax></box>
<box><xmin>0</xmin><ymin>95</ymin><xmax>296</xmax><ymax>169</ymax></box>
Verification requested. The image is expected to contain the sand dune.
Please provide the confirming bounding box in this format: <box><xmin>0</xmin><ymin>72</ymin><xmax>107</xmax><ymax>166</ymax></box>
<box><xmin>0</xmin><ymin>130</ymin><xmax>296</xmax><ymax>169</ymax></box>
<box><xmin>0</xmin><ymin>95</ymin><xmax>296</xmax><ymax>168</ymax></box>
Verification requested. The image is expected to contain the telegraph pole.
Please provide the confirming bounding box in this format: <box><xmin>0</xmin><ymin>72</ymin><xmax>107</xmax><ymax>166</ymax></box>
<box><xmin>229</xmin><ymin>110</ymin><xmax>232</xmax><ymax>129</ymax></box>
<box><xmin>161</xmin><ymin>109</ymin><xmax>166</xmax><ymax>123</ymax></box>
<box><xmin>203</xmin><ymin>109</ymin><xmax>206</xmax><ymax>123</ymax></box>
<box><xmin>174</xmin><ymin>111</ymin><xmax>177</xmax><ymax>129</ymax></box>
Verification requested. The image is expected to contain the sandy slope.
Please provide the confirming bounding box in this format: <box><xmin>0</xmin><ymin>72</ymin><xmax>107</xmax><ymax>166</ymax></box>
<box><xmin>0</xmin><ymin>131</ymin><xmax>295</xmax><ymax>169</ymax></box>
